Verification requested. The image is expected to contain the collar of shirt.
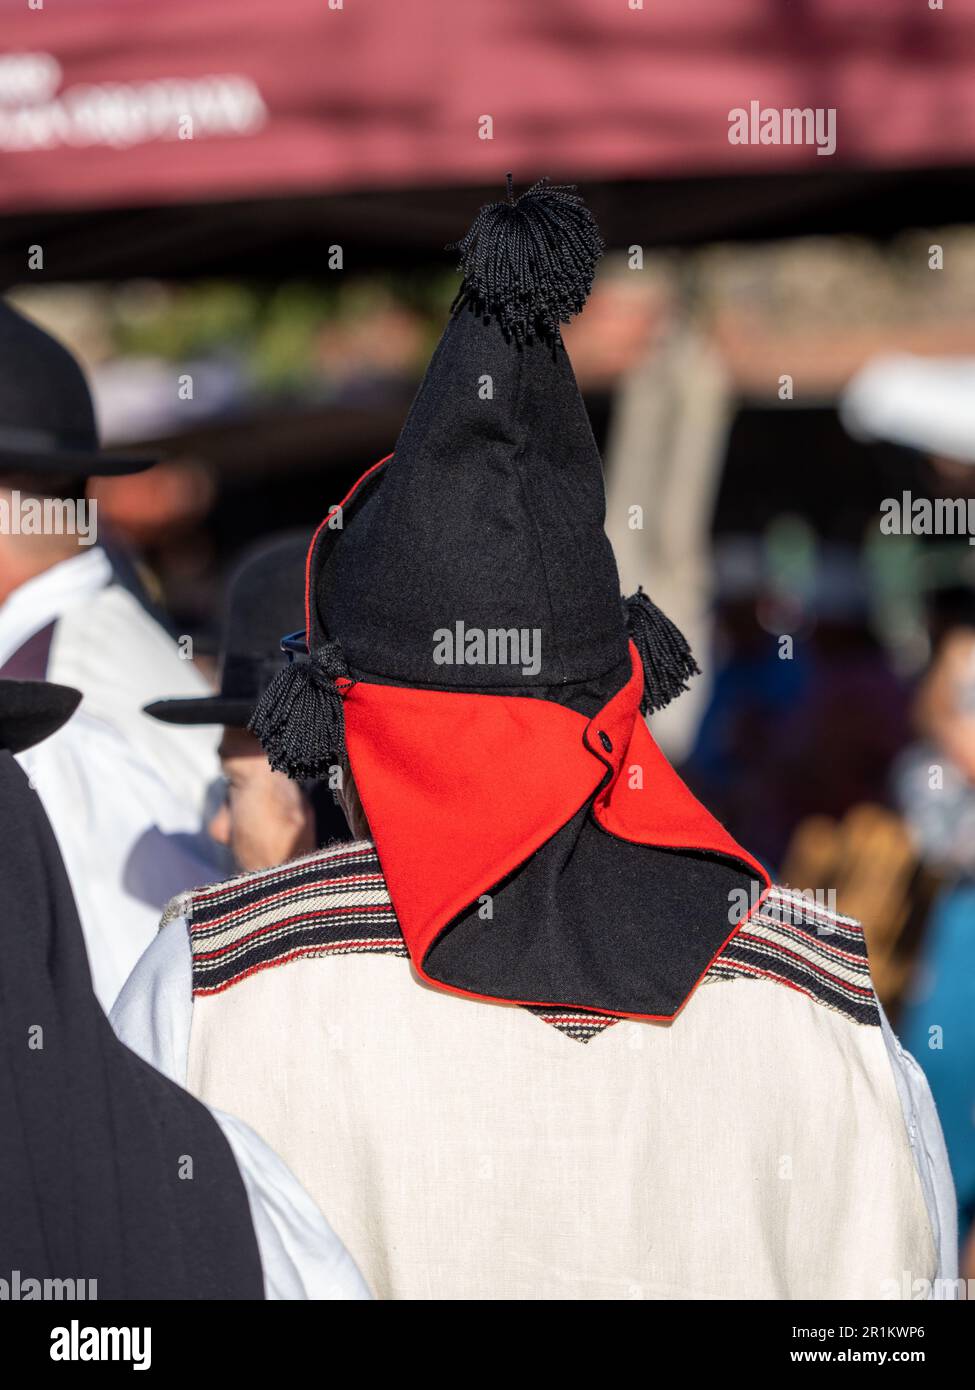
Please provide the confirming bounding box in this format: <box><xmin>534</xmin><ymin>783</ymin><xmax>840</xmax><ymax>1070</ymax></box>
<box><xmin>0</xmin><ymin>547</ymin><xmax>113</xmax><ymax>666</ymax></box>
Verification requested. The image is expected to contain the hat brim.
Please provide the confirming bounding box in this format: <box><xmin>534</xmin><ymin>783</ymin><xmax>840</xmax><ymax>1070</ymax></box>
<box><xmin>0</xmin><ymin>679</ymin><xmax>82</xmax><ymax>752</ymax></box>
<box><xmin>144</xmin><ymin>695</ymin><xmax>255</xmax><ymax>728</ymax></box>
<box><xmin>0</xmin><ymin>445</ymin><xmax>157</xmax><ymax>476</ymax></box>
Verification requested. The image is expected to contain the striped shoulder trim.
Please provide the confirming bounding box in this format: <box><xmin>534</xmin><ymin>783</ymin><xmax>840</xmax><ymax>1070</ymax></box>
<box><xmin>179</xmin><ymin>864</ymin><xmax>878</xmax><ymax>1038</ymax></box>
<box><xmin>183</xmin><ymin>841</ymin><xmax>404</xmax><ymax>997</ymax></box>
<box><xmin>703</xmin><ymin>884</ymin><xmax>880</xmax><ymax>1026</ymax></box>
<box><xmin>179</xmin><ymin>843</ymin><xmax>615</xmax><ymax>1043</ymax></box>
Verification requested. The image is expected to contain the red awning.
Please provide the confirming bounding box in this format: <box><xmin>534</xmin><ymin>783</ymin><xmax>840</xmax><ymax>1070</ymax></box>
<box><xmin>1</xmin><ymin>0</ymin><xmax>973</xmax><ymax>217</ymax></box>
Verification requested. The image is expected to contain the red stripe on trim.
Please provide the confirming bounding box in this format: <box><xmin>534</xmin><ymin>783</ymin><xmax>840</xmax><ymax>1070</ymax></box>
<box><xmin>733</xmin><ymin>932</ymin><xmax>874</xmax><ymax>996</ymax></box>
<box><xmin>193</xmin><ymin>904</ymin><xmax>397</xmax><ymax>959</ymax></box>
<box><xmin>713</xmin><ymin>957</ymin><xmax>818</xmax><ymax>1004</ymax></box>
<box><xmin>751</xmin><ymin>913</ymin><xmax>869</xmax><ymax>965</ymax></box>
<box><xmin>191</xmin><ymin>873</ymin><xmax>387</xmax><ymax>931</ymax></box>
<box><xmin>539</xmin><ymin>1014</ymin><xmax>615</xmax><ymax>1027</ymax></box>
<box><xmin>194</xmin><ymin>938</ymin><xmax>405</xmax><ymax>996</ymax></box>
<box><xmin>190</xmin><ymin>847</ymin><xmax>379</xmax><ymax>905</ymax></box>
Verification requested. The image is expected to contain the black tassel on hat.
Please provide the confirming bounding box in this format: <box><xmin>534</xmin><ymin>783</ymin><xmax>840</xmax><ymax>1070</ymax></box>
<box><xmin>248</xmin><ymin>641</ymin><xmax>353</xmax><ymax>780</ymax></box>
<box><xmin>624</xmin><ymin>588</ymin><xmax>700</xmax><ymax>716</ymax></box>
<box><xmin>449</xmin><ymin>175</ymin><xmax>604</xmax><ymax>343</ymax></box>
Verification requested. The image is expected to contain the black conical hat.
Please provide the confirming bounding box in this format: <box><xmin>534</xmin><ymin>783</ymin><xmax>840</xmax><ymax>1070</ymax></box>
<box><xmin>144</xmin><ymin>532</ymin><xmax>311</xmax><ymax>728</ymax></box>
<box><xmin>247</xmin><ymin>184</ymin><xmax>758</xmax><ymax>1026</ymax></box>
<box><xmin>321</xmin><ymin>304</ymin><xmax>627</xmax><ymax>690</ymax></box>
<box><xmin>252</xmin><ymin>181</ymin><xmax>697</xmax><ymax>780</ymax></box>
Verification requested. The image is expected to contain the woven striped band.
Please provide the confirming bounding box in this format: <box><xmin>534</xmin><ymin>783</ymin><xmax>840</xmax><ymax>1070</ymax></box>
<box><xmin>176</xmin><ymin>846</ymin><xmax>879</xmax><ymax>1042</ymax></box>
<box><xmin>704</xmin><ymin>884</ymin><xmax>879</xmax><ymax>1027</ymax></box>
<box><xmin>183</xmin><ymin>843</ymin><xmax>405</xmax><ymax>998</ymax></box>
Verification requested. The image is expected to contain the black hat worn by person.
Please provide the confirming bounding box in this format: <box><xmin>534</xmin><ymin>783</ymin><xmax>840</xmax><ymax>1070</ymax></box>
<box><xmin>0</xmin><ymin>677</ymin><xmax>81</xmax><ymax>752</ymax></box>
<box><xmin>145</xmin><ymin>533</ymin><xmax>312</xmax><ymax>729</ymax></box>
<box><xmin>252</xmin><ymin>179</ymin><xmax>769</xmax><ymax>1023</ymax></box>
<box><xmin>0</xmin><ymin>301</ymin><xmax>154</xmax><ymax>475</ymax></box>
<box><xmin>0</xmin><ymin>677</ymin><xmax>264</xmax><ymax>1298</ymax></box>
<box><xmin>145</xmin><ymin>532</ymin><xmax>351</xmax><ymax>847</ymax></box>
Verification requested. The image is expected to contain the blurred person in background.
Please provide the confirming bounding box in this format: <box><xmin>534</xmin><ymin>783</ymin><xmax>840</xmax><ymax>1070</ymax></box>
<box><xmin>899</xmin><ymin>884</ymin><xmax>975</xmax><ymax>1282</ymax></box>
<box><xmin>895</xmin><ymin>586</ymin><xmax>975</xmax><ymax>875</ymax></box>
<box><xmin>761</xmin><ymin>547</ymin><xmax>910</xmax><ymax>864</ymax></box>
<box><xmin>684</xmin><ymin>537</ymin><xmax>808</xmax><ymax>869</ymax></box>
<box><xmin>894</xmin><ymin>586</ymin><xmax>975</xmax><ymax>1279</ymax></box>
<box><xmin>844</xmin><ymin>355</ymin><xmax>975</xmax><ymax>1277</ymax></box>
<box><xmin>0</xmin><ymin>302</ymin><xmax>223</xmax><ymax>1009</ymax></box>
<box><xmin>687</xmin><ymin>544</ymin><xmax>908</xmax><ymax>872</ymax></box>
<box><xmin>143</xmin><ymin>531</ymin><xmax>349</xmax><ymax>875</ymax></box>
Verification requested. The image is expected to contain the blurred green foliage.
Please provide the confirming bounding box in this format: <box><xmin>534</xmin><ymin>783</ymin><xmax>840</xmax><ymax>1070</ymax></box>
<box><xmin>110</xmin><ymin>271</ymin><xmax>456</xmax><ymax>390</ymax></box>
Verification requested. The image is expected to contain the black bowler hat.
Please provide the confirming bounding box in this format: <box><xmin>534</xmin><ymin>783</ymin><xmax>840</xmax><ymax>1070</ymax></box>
<box><xmin>0</xmin><ymin>679</ymin><xmax>81</xmax><ymax>752</ymax></box>
<box><xmin>0</xmin><ymin>301</ymin><xmax>154</xmax><ymax>476</ymax></box>
<box><xmin>145</xmin><ymin>533</ymin><xmax>311</xmax><ymax>729</ymax></box>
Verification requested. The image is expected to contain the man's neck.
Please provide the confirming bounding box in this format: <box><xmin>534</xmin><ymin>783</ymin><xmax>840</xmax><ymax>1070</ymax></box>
<box><xmin>0</xmin><ymin>540</ymin><xmax>89</xmax><ymax>606</ymax></box>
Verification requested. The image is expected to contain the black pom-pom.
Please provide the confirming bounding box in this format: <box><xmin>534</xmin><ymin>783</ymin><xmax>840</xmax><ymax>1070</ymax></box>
<box><xmin>448</xmin><ymin>175</ymin><xmax>603</xmax><ymax>342</ymax></box>
<box><xmin>248</xmin><ymin>642</ymin><xmax>353</xmax><ymax>781</ymax></box>
<box><xmin>623</xmin><ymin>588</ymin><xmax>700</xmax><ymax>716</ymax></box>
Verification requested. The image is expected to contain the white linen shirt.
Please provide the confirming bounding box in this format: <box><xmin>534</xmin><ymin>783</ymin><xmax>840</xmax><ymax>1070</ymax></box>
<box><xmin>196</xmin><ymin>1106</ymin><xmax>371</xmax><ymax>1301</ymax></box>
<box><xmin>0</xmin><ymin>548</ymin><xmax>227</xmax><ymax>1008</ymax></box>
<box><xmin>112</xmin><ymin>846</ymin><xmax>960</xmax><ymax>1302</ymax></box>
